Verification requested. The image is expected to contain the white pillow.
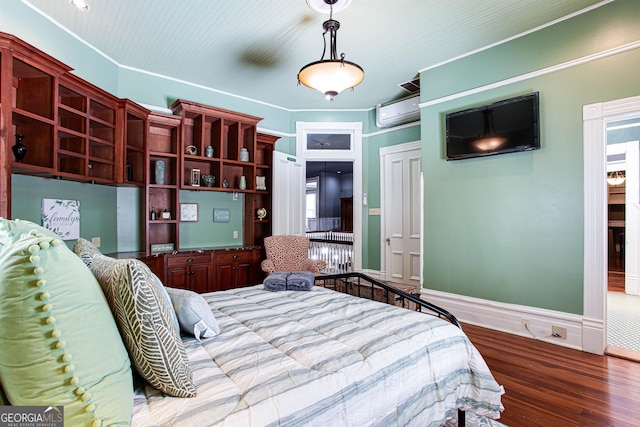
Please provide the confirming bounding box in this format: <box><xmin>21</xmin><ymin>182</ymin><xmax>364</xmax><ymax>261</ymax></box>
<box><xmin>165</xmin><ymin>287</ymin><xmax>220</xmax><ymax>341</ymax></box>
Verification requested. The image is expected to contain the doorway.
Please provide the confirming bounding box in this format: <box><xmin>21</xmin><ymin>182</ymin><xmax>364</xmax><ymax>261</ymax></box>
<box><xmin>605</xmin><ymin>120</ymin><xmax>640</xmax><ymax>359</ymax></box>
<box><xmin>583</xmin><ymin>94</ymin><xmax>640</xmax><ymax>355</ymax></box>
<box><xmin>305</xmin><ymin>161</ymin><xmax>353</xmax><ymax>233</ymax></box>
<box><xmin>296</xmin><ymin>121</ymin><xmax>363</xmax><ymax>271</ymax></box>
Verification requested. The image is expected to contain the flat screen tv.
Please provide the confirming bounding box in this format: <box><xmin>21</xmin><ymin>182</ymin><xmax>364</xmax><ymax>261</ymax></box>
<box><xmin>446</xmin><ymin>92</ymin><xmax>540</xmax><ymax>160</ymax></box>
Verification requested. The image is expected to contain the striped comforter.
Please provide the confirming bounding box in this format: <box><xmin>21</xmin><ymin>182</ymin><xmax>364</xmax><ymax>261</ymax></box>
<box><xmin>132</xmin><ymin>285</ymin><xmax>504</xmax><ymax>426</ymax></box>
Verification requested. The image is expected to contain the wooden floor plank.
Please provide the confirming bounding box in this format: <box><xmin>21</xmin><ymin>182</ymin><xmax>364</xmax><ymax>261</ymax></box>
<box><xmin>462</xmin><ymin>323</ymin><xmax>640</xmax><ymax>426</ymax></box>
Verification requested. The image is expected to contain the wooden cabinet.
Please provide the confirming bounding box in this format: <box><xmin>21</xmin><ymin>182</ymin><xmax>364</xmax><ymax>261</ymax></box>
<box><xmin>145</xmin><ymin>113</ymin><xmax>181</xmax><ymax>253</ymax></box>
<box><xmin>214</xmin><ymin>248</ymin><xmax>262</xmax><ymax>290</ymax></box>
<box><xmin>245</xmin><ymin>133</ymin><xmax>278</xmax><ymax>247</ymax></box>
<box><xmin>54</xmin><ymin>74</ymin><xmax>119</xmax><ymax>183</ymax></box>
<box><xmin>165</xmin><ymin>252</ymin><xmax>213</xmax><ymax>293</ymax></box>
<box><xmin>169</xmin><ymin>99</ymin><xmax>261</xmax><ymax>193</ymax></box>
<box><xmin>118</xmin><ymin>99</ymin><xmax>148</xmax><ymax>185</ymax></box>
<box><xmin>0</xmin><ymin>34</ymin><xmax>275</xmax><ymax>259</ymax></box>
<box><xmin>142</xmin><ymin>248</ymin><xmax>262</xmax><ymax>293</ymax></box>
<box><xmin>2</xmin><ymin>35</ymin><xmax>125</xmax><ymax>186</ymax></box>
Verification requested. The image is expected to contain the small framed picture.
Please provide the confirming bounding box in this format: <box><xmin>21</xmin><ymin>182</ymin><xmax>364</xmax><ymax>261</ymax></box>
<box><xmin>180</xmin><ymin>203</ymin><xmax>198</xmax><ymax>222</ymax></box>
<box><xmin>191</xmin><ymin>169</ymin><xmax>201</xmax><ymax>187</ymax></box>
<box><xmin>213</xmin><ymin>208</ymin><xmax>231</xmax><ymax>223</ymax></box>
<box><xmin>256</xmin><ymin>175</ymin><xmax>267</xmax><ymax>191</ymax></box>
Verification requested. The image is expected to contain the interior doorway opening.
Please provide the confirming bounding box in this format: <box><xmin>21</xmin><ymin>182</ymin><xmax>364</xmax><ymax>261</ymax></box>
<box><xmin>305</xmin><ymin>161</ymin><xmax>354</xmax><ymax>274</ymax></box>
<box><xmin>305</xmin><ymin>161</ymin><xmax>353</xmax><ymax>233</ymax></box>
<box><xmin>604</xmin><ymin>117</ymin><xmax>640</xmax><ymax>360</ymax></box>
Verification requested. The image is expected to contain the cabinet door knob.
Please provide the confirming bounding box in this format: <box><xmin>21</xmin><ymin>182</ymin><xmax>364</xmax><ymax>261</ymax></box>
<box><xmin>187</xmin><ymin>258</ymin><xmax>194</xmax><ymax>263</ymax></box>
<box><xmin>233</xmin><ymin>254</ymin><xmax>239</xmax><ymax>259</ymax></box>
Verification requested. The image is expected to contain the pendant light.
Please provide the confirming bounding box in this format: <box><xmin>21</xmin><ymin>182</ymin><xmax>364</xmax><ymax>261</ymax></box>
<box><xmin>298</xmin><ymin>0</ymin><xmax>364</xmax><ymax>101</ymax></box>
<box><xmin>607</xmin><ymin>170</ymin><xmax>626</xmax><ymax>186</ymax></box>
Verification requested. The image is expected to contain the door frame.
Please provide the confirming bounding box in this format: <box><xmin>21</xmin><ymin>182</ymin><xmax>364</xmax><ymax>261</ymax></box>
<box><xmin>583</xmin><ymin>94</ymin><xmax>640</xmax><ymax>354</ymax></box>
<box><xmin>379</xmin><ymin>140</ymin><xmax>422</xmax><ymax>283</ymax></box>
<box><xmin>296</xmin><ymin>121</ymin><xmax>363</xmax><ymax>271</ymax></box>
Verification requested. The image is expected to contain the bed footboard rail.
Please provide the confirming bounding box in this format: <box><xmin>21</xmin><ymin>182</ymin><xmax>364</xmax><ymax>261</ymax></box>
<box><xmin>314</xmin><ymin>272</ymin><xmax>461</xmax><ymax>329</ymax></box>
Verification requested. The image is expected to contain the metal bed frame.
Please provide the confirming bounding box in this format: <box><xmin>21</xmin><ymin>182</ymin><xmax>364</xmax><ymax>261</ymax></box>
<box><xmin>315</xmin><ymin>272</ymin><xmax>466</xmax><ymax>427</ymax></box>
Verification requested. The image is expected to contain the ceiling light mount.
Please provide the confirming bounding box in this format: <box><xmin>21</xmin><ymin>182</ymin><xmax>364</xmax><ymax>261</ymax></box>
<box><xmin>306</xmin><ymin>0</ymin><xmax>352</xmax><ymax>14</ymax></box>
<box><xmin>69</xmin><ymin>0</ymin><xmax>90</xmax><ymax>11</ymax></box>
<box><xmin>298</xmin><ymin>0</ymin><xmax>364</xmax><ymax>101</ymax></box>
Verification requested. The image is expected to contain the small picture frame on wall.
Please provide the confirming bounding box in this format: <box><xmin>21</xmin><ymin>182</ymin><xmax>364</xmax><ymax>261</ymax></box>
<box><xmin>213</xmin><ymin>208</ymin><xmax>231</xmax><ymax>223</ymax></box>
<box><xmin>180</xmin><ymin>203</ymin><xmax>198</xmax><ymax>222</ymax></box>
<box><xmin>191</xmin><ymin>169</ymin><xmax>201</xmax><ymax>187</ymax></box>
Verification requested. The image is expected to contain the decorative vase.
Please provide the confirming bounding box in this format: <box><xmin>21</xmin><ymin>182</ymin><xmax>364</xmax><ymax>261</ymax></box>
<box><xmin>239</xmin><ymin>175</ymin><xmax>247</xmax><ymax>190</ymax></box>
<box><xmin>240</xmin><ymin>148</ymin><xmax>249</xmax><ymax>162</ymax></box>
<box><xmin>201</xmin><ymin>174</ymin><xmax>215</xmax><ymax>187</ymax></box>
<box><xmin>205</xmin><ymin>145</ymin><xmax>214</xmax><ymax>158</ymax></box>
<box><xmin>155</xmin><ymin>160</ymin><xmax>165</xmax><ymax>185</ymax></box>
<box><xmin>12</xmin><ymin>134</ymin><xmax>27</xmax><ymax>163</ymax></box>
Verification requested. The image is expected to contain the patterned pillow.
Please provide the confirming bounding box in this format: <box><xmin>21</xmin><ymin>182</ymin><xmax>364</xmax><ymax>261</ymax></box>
<box><xmin>72</xmin><ymin>237</ymin><xmax>102</xmax><ymax>267</ymax></box>
<box><xmin>72</xmin><ymin>239</ymin><xmax>180</xmax><ymax>333</ymax></box>
<box><xmin>0</xmin><ymin>221</ymin><xmax>133</xmax><ymax>425</ymax></box>
<box><xmin>89</xmin><ymin>254</ymin><xmax>196</xmax><ymax>398</ymax></box>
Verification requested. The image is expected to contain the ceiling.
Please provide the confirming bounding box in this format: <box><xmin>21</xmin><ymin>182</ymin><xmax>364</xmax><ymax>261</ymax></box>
<box><xmin>23</xmin><ymin>0</ymin><xmax>605</xmax><ymax>111</ymax></box>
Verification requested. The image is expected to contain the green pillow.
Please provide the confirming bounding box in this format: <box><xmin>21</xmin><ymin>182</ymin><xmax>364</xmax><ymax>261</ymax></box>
<box><xmin>0</xmin><ymin>217</ymin><xmax>60</xmax><ymax>245</ymax></box>
<box><xmin>89</xmin><ymin>255</ymin><xmax>196</xmax><ymax>398</ymax></box>
<box><xmin>0</xmin><ymin>220</ymin><xmax>133</xmax><ymax>426</ymax></box>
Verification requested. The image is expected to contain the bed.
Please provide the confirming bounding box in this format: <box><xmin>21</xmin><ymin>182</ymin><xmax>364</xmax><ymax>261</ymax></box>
<box><xmin>0</xmin><ymin>222</ymin><xmax>503</xmax><ymax>427</ymax></box>
<box><xmin>131</xmin><ymin>275</ymin><xmax>504</xmax><ymax>426</ymax></box>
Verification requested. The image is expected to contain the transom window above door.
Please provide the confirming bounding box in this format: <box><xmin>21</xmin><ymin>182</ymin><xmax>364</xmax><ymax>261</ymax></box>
<box><xmin>306</xmin><ymin>134</ymin><xmax>352</xmax><ymax>151</ymax></box>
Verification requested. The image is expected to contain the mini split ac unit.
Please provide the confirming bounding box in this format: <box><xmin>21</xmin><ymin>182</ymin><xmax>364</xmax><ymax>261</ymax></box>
<box><xmin>375</xmin><ymin>95</ymin><xmax>420</xmax><ymax>128</ymax></box>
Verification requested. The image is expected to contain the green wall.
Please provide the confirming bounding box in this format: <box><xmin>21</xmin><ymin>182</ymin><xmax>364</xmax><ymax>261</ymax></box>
<box><xmin>421</xmin><ymin>0</ymin><xmax>640</xmax><ymax>314</ymax></box>
<box><xmin>11</xmin><ymin>175</ymin><xmax>119</xmax><ymax>253</ymax></box>
<box><xmin>178</xmin><ymin>190</ymin><xmax>245</xmax><ymax>249</ymax></box>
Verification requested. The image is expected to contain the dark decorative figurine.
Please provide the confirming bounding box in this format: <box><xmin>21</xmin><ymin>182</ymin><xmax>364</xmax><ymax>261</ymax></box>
<box><xmin>12</xmin><ymin>134</ymin><xmax>27</xmax><ymax>162</ymax></box>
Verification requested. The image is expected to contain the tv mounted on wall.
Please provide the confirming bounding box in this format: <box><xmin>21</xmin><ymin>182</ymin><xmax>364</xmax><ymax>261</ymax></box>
<box><xmin>445</xmin><ymin>92</ymin><xmax>540</xmax><ymax>160</ymax></box>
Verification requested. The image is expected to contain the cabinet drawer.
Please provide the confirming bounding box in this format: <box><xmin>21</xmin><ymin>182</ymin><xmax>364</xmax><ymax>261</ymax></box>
<box><xmin>165</xmin><ymin>252</ymin><xmax>211</xmax><ymax>267</ymax></box>
<box><xmin>215</xmin><ymin>250</ymin><xmax>254</xmax><ymax>263</ymax></box>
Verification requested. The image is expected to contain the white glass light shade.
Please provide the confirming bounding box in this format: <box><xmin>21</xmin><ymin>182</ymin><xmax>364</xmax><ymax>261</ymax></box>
<box><xmin>607</xmin><ymin>171</ymin><xmax>626</xmax><ymax>186</ymax></box>
<box><xmin>472</xmin><ymin>136</ymin><xmax>508</xmax><ymax>151</ymax></box>
<box><xmin>298</xmin><ymin>60</ymin><xmax>364</xmax><ymax>100</ymax></box>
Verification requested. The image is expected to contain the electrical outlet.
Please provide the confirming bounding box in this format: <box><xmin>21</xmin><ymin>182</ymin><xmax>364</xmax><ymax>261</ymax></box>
<box><xmin>521</xmin><ymin>319</ymin><xmax>530</xmax><ymax>330</ymax></box>
<box><xmin>551</xmin><ymin>325</ymin><xmax>567</xmax><ymax>339</ymax></box>
<box><xmin>91</xmin><ymin>237</ymin><xmax>101</xmax><ymax>248</ymax></box>
<box><xmin>233</xmin><ymin>230</ymin><xmax>238</xmax><ymax>239</ymax></box>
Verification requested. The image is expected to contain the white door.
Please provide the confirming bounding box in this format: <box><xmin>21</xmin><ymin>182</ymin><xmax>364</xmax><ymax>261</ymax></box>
<box><xmin>272</xmin><ymin>151</ymin><xmax>305</xmax><ymax>236</ymax></box>
<box><xmin>381</xmin><ymin>144</ymin><xmax>421</xmax><ymax>286</ymax></box>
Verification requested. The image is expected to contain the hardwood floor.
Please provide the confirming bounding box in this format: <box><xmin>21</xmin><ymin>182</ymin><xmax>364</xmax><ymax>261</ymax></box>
<box><xmin>463</xmin><ymin>323</ymin><xmax>640</xmax><ymax>426</ymax></box>
<box><xmin>608</xmin><ymin>270</ymin><xmax>625</xmax><ymax>292</ymax></box>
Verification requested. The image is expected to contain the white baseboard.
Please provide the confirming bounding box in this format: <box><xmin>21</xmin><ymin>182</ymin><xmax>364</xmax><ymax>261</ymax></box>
<box><xmin>419</xmin><ymin>288</ymin><xmax>585</xmax><ymax>351</ymax></box>
<box><xmin>352</xmin><ymin>270</ymin><xmax>590</xmax><ymax>351</ymax></box>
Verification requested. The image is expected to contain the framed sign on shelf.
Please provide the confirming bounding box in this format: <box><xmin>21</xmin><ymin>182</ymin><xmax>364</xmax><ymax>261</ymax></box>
<box><xmin>191</xmin><ymin>169</ymin><xmax>200</xmax><ymax>187</ymax></box>
<box><xmin>180</xmin><ymin>203</ymin><xmax>198</xmax><ymax>222</ymax></box>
